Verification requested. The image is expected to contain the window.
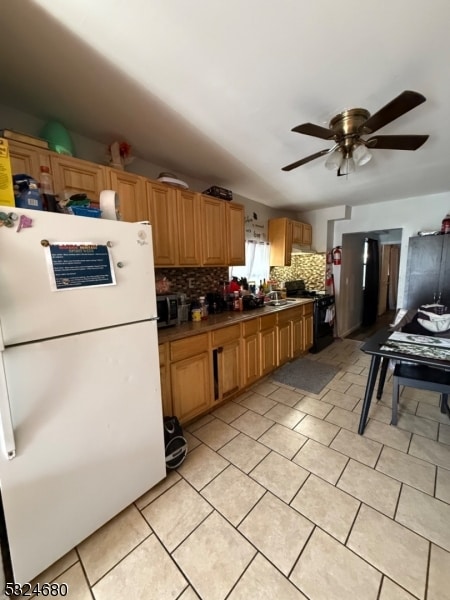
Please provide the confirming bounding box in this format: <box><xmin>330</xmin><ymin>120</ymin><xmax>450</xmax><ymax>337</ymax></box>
<box><xmin>229</xmin><ymin>240</ymin><xmax>270</xmax><ymax>285</ymax></box>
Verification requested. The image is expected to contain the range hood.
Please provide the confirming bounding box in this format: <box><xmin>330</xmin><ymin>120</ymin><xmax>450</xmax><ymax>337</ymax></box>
<box><xmin>291</xmin><ymin>244</ymin><xmax>317</xmax><ymax>255</ymax></box>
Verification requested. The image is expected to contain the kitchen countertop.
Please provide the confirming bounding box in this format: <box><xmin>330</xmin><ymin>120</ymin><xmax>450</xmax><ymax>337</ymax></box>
<box><xmin>157</xmin><ymin>298</ymin><xmax>314</xmax><ymax>343</ymax></box>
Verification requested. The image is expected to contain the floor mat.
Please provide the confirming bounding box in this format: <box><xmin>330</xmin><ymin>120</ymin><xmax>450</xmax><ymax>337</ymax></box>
<box><xmin>270</xmin><ymin>357</ymin><xmax>340</xmax><ymax>395</ymax></box>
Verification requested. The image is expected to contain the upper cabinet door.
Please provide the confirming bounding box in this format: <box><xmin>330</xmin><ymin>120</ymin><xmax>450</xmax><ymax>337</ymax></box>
<box><xmin>268</xmin><ymin>218</ymin><xmax>292</xmax><ymax>266</ymax></box>
<box><xmin>107</xmin><ymin>168</ymin><xmax>148</xmax><ymax>223</ymax></box>
<box><xmin>200</xmin><ymin>195</ymin><xmax>227</xmax><ymax>265</ymax></box>
<box><xmin>146</xmin><ymin>181</ymin><xmax>178</xmax><ymax>266</ymax></box>
<box><xmin>51</xmin><ymin>155</ymin><xmax>107</xmax><ymax>204</ymax></box>
<box><xmin>291</xmin><ymin>221</ymin><xmax>303</xmax><ymax>244</ymax></box>
<box><xmin>176</xmin><ymin>190</ymin><xmax>202</xmax><ymax>265</ymax></box>
<box><xmin>302</xmin><ymin>223</ymin><xmax>312</xmax><ymax>245</ymax></box>
<box><xmin>226</xmin><ymin>203</ymin><xmax>245</xmax><ymax>266</ymax></box>
<box><xmin>8</xmin><ymin>141</ymin><xmax>47</xmax><ymax>182</ymax></box>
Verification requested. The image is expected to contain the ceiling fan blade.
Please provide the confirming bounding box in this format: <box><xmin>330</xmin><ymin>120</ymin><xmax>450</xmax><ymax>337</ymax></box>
<box><xmin>361</xmin><ymin>90</ymin><xmax>426</xmax><ymax>134</ymax></box>
<box><xmin>366</xmin><ymin>134</ymin><xmax>429</xmax><ymax>150</ymax></box>
<box><xmin>282</xmin><ymin>149</ymin><xmax>330</xmax><ymax>171</ymax></box>
<box><xmin>291</xmin><ymin>123</ymin><xmax>335</xmax><ymax>140</ymax></box>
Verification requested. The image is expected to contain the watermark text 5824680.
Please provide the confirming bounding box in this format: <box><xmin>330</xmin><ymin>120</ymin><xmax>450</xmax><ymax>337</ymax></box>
<box><xmin>4</xmin><ymin>582</ymin><xmax>68</xmax><ymax>596</ymax></box>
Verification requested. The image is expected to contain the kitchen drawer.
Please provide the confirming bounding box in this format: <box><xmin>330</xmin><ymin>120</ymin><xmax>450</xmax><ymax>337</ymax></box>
<box><xmin>211</xmin><ymin>324</ymin><xmax>240</xmax><ymax>347</ymax></box>
<box><xmin>260</xmin><ymin>314</ymin><xmax>277</xmax><ymax>331</ymax></box>
<box><xmin>170</xmin><ymin>333</ymin><xmax>209</xmax><ymax>362</ymax></box>
<box><xmin>242</xmin><ymin>318</ymin><xmax>259</xmax><ymax>337</ymax></box>
<box><xmin>277</xmin><ymin>307</ymin><xmax>299</xmax><ymax>324</ymax></box>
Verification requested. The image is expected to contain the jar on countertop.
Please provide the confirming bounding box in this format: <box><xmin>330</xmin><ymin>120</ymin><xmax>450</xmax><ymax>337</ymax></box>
<box><xmin>191</xmin><ymin>307</ymin><xmax>201</xmax><ymax>322</ymax></box>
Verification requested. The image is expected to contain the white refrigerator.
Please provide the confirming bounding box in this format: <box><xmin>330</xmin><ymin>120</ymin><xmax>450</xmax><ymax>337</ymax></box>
<box><xmin>0</xmin><ymin>206</ymin><xmax>166</xmax><ymax>584</ymax></box>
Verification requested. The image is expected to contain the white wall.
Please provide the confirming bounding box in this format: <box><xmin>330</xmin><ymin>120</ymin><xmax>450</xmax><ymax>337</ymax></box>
<box><xmin>298</xmin><ymin>194</ymin><xmax>450</xmax><ymax>336</ymax></box>
<box><xmin>300</xmin><ymin>193</ymin><xmax>450</xmax><ymax>307</ymax></box>
<box><xmin>332</xmin><ymin>193</ymin><xmax>450</xmax><ymax>308</ymax></box>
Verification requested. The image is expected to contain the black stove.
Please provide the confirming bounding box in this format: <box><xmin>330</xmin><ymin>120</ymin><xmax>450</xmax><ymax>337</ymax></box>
<box><xmin>284</xmin><ymin>280</ymin><xmax>335</xmax><ymax>353</ymax></box>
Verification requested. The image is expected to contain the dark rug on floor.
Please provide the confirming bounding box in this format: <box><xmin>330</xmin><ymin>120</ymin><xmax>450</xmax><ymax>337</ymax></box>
<box><xmin>271</xmin><ymin>357</ymin><xmax>340</xmax><ymax>395</ymax></box>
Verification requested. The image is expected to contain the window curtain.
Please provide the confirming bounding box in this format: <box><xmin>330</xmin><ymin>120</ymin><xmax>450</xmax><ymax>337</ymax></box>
<box><xmin>230</xmin><ymin>241</ymin><xmax>270</xmax><ymax>285</ymax></box>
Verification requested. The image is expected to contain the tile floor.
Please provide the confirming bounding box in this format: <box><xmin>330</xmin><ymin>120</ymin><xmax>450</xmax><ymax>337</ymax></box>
<box><xmin>26</xmin><ymin>338</ymin><xmax>450</xmax><ymax>599</ymax></box>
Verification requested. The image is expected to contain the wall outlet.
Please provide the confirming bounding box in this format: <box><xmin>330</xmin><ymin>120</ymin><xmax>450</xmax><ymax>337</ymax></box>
<box><xmin>188</xmin><ymin>278</ymin><xmax>194</xmax><ymax>288</ymax></box>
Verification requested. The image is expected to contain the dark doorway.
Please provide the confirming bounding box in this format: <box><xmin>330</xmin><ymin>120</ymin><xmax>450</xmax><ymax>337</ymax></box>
<box><xmin>362</xmin><ymin>238</ymin><xmax>380</xmax><ymax>326</ymax></box>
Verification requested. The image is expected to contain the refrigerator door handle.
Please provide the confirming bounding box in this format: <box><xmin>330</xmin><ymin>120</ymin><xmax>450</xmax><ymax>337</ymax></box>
<box><xmin>0</xmin><ymin>352</ymin><xmax>16</xmax><ymax>460</ymax></box>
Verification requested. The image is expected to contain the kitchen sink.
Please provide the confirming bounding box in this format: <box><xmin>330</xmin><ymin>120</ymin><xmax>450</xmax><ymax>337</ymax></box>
<box><xmin>267</xmin><ymin>298</ymin><xmax>298</xmax><ymax>306</ymax></box>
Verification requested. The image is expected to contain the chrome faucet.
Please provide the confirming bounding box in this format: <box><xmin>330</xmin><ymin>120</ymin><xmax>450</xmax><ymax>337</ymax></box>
<box><xmin>267</xmin><ymin>290</ymin><xmax>279</xmax><ymax>301</ymax></box>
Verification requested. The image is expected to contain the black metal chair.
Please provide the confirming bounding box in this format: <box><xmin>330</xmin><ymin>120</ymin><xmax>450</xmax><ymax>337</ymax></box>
<box><xmin>391</xmin><ymin>363</ymin><xmax>450</xmax><ymax>425</ymax></box>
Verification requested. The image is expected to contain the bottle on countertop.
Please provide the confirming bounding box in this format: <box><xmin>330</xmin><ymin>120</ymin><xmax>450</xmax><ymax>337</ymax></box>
<box><xmin>39</xmin><ymin>165</ymin><xmax>58</xmax><ymax>212</ymax></box>
<box><xmin>233</xmin><ymin>291</ymin><xmax>240</xmax><ymax>311</ymax></box>
<box><xmin>199</xmin><ymin>296</ymin><xmax>208</xmax><ymax>320</ymax></box>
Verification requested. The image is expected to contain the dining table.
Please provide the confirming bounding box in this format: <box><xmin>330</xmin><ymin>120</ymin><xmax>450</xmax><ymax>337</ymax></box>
<box><xmin>358</xmin><ymin>327</ymin><xmax>450</xmax><ymax>434</ymax></box>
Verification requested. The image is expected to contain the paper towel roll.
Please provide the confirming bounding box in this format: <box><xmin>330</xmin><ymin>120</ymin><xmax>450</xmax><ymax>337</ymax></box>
<box><xmin>99</xmin><ymin>189</ymin><xmax>119</xmax><ymax>220</ymax></box>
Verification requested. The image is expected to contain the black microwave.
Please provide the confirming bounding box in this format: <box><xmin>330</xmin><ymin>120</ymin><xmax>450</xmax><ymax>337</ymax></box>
<box><xmin>156</xmin><ymin>294</ymin><xmax>178</xmax><ymax>328</ymax></box>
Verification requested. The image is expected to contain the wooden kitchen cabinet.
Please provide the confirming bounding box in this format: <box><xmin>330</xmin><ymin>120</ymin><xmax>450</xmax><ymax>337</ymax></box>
<box><xmin>268</xmin><ymin>217</ymin><xmax>313</xmax><ymax>266</ymax></box>
<box><xmin>107</xmin><ymin>168</ymin><xmax>148</xmax><ymax>222</ymax></box>
<box><xmin>226</xmin><ymin>202</ymin><xmax>245</xmax><ymax>266</ymax></box>
<box><xmin>259</xmin><ymin>313</ymin><xmax>278</xmax><ymax>376</ymax></box>
<box><xmin>277</xmin><ymin>308</ymin><xmax>298</xmax><ymax>366</ymax></box>
<box><xmin>51</xmin><ymin>154</ymin><xmax>107</xmax><ymax>203</ymax></box>
<box><xmin>7</xmin><ymin>140</ymin><xmax>49</xmax><ymax>181</ymax></box>
<box><xmin>268</xmin><ymin>218</ymin><xmax>293</xmax><ymax>266</ymax></box>
<box><xmin>158</xmin><ymin>343</ymin><xmax>172</xmax><ymax>417</ymax></box>
<box><xmin>170</xmin><ymin>334</ymin><xmax>213</xmax><ymax>423</ymax></box>
<box><xmin>290</xmin><ymin>303</ymin><xmax>314</xmax><ymax>356</ymax></box>
<box><xmin>292</xmin><ymin>315</ymin><xmax>304</xmax><ymax>357</ymax></box>
<box><xmin>303</xmin><ymin>303</ymin><xmax>314</xmax><ymax>352</ymax></box>
<box><xmin>6</xmin><ymin>139</ymin><xmax>246</xmax><ymax>270</ymax></box>
<box><xmin>146</xmin><ymin>181</ymin><xmax>178</xmax><ymax>266</ymax></box>
<box><xmin>176</xmin><ymin>189</ymin><xmax>202</xmax><ymax>265</ymax></box>
<box><xmin>199</xmin><ymin>194</ymin><xmax>227</xmax><ymax>265</ymax></box>
<box><xmin>147</xmin><ymin>183</ymin><xmax>203</xmax><ymax>267</ymax></box>
<box><xmin>291</xmin><ymin>221</ymin><xmax>303</xmax><ymax>244</ymax></box>
<box><xmin>241</xmin><ymin>319</ymin><xmax>260</xmax><ymax>387</ymax></box>
<box><xmin>302</xmin><ymin>223</ymin><xmax>312</xmax><ymax>245</ymax></box>
<box><xmin>159</xmin><ymin>302</ymin><xmax>315</xmax><ymax>424</ymax></box>
<box><xmin>211</xmin><ymin>324</ymin><xmax>241</xmax><ymax>402</ymax></box>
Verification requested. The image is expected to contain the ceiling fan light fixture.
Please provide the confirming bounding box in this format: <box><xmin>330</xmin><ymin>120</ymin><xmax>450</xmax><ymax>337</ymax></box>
<box><xmin>339</xmin><ymin>153</ymin><xmax>355</xmax><ymax>176</ymax></box>
<box><xmin>324</xmin><ymin>149</ymin><xmax>343</xmax><ymax>171</ymax></box>
<box><xmin>353</xmin><ymin>143</ymin><xmax>372</xmax><ymax>167</ymax></box>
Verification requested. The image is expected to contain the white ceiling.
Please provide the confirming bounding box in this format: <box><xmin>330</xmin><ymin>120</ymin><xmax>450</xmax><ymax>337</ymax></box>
<box><xmin>1</xmin><ymin>0</ymin><xmax>450</xmax><ymax>211</ymax></box>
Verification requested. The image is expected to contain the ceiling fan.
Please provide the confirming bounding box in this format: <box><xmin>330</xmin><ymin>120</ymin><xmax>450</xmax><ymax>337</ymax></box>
<box><xmin>282</xmin><ymin>90</ymin><xmax>429</xmax><ymax>176</ymax></box>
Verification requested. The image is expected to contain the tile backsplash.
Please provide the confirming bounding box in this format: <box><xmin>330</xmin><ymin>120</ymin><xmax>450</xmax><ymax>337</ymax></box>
<box><xmin>271</xmin><ymin>253</ymin><xmax>326</xmax><ymax>290</ymax></box>
<box><xmin>155</xmin><ymin>267</ymin><xmax>228</xmax><ymax>299</ymax></box>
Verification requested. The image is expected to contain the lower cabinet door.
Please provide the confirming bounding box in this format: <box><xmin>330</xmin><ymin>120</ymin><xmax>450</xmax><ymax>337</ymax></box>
<box><xmin>292</xmin><ymin>317</ymin><xmax>304</xmax><ymax>357</ymax></box>
<box><xmin>171</xmin><ymin>351</ymin><xmax>212</xmax><ymax>423</ymax></box>
<box><xmin>215</xmin><ymin>340</ymin><xmax>241</xmax><ymax>402</ymax></box>
<box><xmin>304</xmin><ymin>313</ymin><xmax>314</xmax><ymax>350</ymax></box>
<box><xmin>260</xmin><ymin>328</ymin><xmax>277</xmax><ymax>376</ymax></box>
<box><xmin>277</xmin><ymin>322</ymin><xmax>292</xmax><ymax>366</ymax></box>
<box><xmin>242</xmin><ymin>334</ymin><xmax>260</xmax><ymax>387</ymax></box>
